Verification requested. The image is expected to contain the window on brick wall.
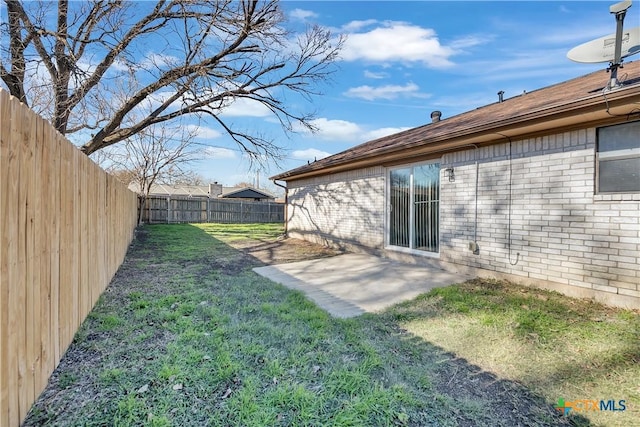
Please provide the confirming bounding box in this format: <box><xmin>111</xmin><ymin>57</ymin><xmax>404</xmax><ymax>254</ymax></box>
<box><xmin>596</xmin><ymin>120</ymin><xmax>640</xmax><ymax>193</ymax></box>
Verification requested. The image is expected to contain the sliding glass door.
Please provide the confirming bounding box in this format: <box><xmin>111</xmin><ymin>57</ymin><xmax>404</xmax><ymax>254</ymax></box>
<box><xmin>413</xmin><ymin>163</ymin><xmax>440</xmax><ymax>252</ymax></box>
<box><xmin>389</xmin><ymin>168</ymin><xmax>411</xmax><ymax>247</ymax></box>
<box><xmin>388</xmin><ymin>162</ymin><xmax>439</xmax><ymax>253</ymax></box>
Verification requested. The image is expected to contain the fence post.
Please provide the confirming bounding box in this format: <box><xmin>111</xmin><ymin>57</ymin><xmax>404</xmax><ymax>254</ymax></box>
<box><xmin>166</xmin><ymin>196</ymin><xmax>171</xmax><ymax>224</ymax></box>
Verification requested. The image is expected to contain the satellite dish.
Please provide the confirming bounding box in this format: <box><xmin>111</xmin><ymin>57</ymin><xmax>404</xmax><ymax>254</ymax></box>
<box><xmin>611</xmin><ymin>0</ymin><xmax>632</xmax><ymax>13</ymax></box>
<box><xmin>566</xmin><ymin>0</ymin><xmax>636</xmax><ymax>89</ymax></box>
<box><xmin>567</xmin><ymin>26</ymin><xmax>640</xmax><ymax>63</ymax></box>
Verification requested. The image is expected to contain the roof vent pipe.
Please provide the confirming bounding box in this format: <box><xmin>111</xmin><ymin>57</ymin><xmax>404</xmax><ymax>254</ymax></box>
<box><xmin>430</xmin><ymin>110</ymin><xmax>442</xmax><ymax>123</ymax></box>
<box><xmin>498</xmin><ymin>90</ymin><xmax>505</xmax><ymax>103</ymax></box>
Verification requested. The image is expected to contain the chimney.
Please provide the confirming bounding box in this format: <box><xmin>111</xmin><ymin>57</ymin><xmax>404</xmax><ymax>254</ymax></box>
<box><xmin>498</xmin><ymin>90</ymin><xmax>505</xmax><ymax>103</ymax></box>
<box><xmin>208</xmin><ymin>182</ymin><xmax>223</xmax><ymax>198</ymax></box>
<box><xmin>430</xmin><ymin>110</ymin><xmax>442</xmax><ymax>123</ymax></box>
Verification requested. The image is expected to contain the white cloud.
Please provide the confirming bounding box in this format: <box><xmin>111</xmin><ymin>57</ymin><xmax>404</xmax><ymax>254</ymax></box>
<box><xmin>364</xmin><ymin>70</ymin><xmax>388</xmax><ymax>79</ymax></box>
<box><xmin>340</xmin><ymin>19</ymin><xmax>378</xmax><ymax>32</ymax></box>
<box><xmin>448</xmin><ymin>34</ymin><xmax>494</xmax><ymax>50</ymax></box>
<box><xmin>184</xmin><ymin>124</ymin><xmax>222</xmax><ymax>140</ymax></box>
<box><xmin>291</xmin><ymin>148</ymin><xmax>332</xmax><ymax>161</ymax></box>
<box><xmin>340</xmin><ymin>21</ymin><xmax>456</xmax><ymax>67</ymax></box>
<box><xmin>109</xmin><ymin>59</ymin><xmax>130</xmax><ymax>72</ymax></box>
<box><xmin>343</xmin><ymin>83</ymin><xmax>429</xmax><ymax>101</ymax></box>
<box><xmin>290</xmin><ymin>8</ymin><xmax>318</xmax><ymax>21</ymax></box>
<box><xmin>219</xmin><ymin>97</ymin><xmax>272</xmax><ymax>117</ymax></box>
<box><xmin>133</xmin><ymin>90</ymin><xmax>182</xmax><ymax>115</ymax></box>
<box><xmin>202</xmin><ymin>147</ymin><xmax>236</xmax><ymax>159</ymax></box>
<box><xmin>141</xmin><ymin>52</ymin><xmax>180</xmax><ymax>69</ymax></box>
<box><xmin>306</xmin><ymin>118</ymin><xmax>362</xmax><ymax>141</ymax></box>
<box><xmin>296</xmin><ymin>117</ymin><xmax>410</xmax><ymax>143</ymax></box>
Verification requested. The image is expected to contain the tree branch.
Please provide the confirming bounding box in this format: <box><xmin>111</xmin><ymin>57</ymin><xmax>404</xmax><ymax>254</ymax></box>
<box><xmin>3</xmin><ymin>0</ymin><xmax>343</xmax><ymax>165</ymax></box>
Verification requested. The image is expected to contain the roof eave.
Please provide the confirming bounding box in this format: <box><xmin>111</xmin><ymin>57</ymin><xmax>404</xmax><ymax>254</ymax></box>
<box><xmin>272</xmin><ymin>85</ymin><xmax>640</xmax><ymax>182</ymax></box>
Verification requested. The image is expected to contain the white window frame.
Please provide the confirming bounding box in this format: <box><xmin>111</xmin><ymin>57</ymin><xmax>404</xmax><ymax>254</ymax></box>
<box><xmin>596</xmin><ymin>120</ymin><xmax>640</xmax><ymax>194</ymax></box>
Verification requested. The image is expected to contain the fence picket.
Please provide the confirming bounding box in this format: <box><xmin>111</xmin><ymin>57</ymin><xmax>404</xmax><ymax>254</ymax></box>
<box><xmin>26</xmin><ymin>106</ymin><xmax>40</xmax><ymax>407</ymax></box>
<box><xmin>0</xmin><ymin>89</ymin><xmax>138</xmax><ymax>426</ymax></box>
<box><xmin>0</xmin><ymin>88</ymin><xmax>8</xmax><ymax>427</ymax></box>
<box><xmin>16</xmin><ymin>97</ymin><xmax>29</xmax><ymax>422</ymax></box>
<box><xmin>37</xmin><ymin>117</ymin><xmax>51</xmax><ymax>395</ymax></box>
<box><xmin>47</xmin><ymin>128</ymin><xmax>61</xmax><ymax>383</ymax></box>
<box><xmin>141</xmin><ymin>196</ymin><xmax>284</xmax><ymax>224</ymax></box>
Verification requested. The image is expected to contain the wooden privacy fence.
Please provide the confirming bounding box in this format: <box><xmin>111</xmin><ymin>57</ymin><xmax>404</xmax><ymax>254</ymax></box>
<box><xmin>142</xmin><ymin>196</ymin><xmax>284</xmax><ymax>224</ymax></box>
<box><xmin>0</xmin><ymin>90</ymin><xmax>138</xmax><ymax>427</ymax></box>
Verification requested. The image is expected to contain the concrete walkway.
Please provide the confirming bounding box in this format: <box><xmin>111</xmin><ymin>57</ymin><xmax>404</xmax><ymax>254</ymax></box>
<box><xmin>253</xmin><ymin>253</ymin><xmax>472</xmax><ymax>318</ymax></box>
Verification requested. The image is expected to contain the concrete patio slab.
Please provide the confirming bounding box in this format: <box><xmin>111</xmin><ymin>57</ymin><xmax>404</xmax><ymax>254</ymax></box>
<box><xmin>253</xmin><ymin>253</ymin><xmax>473</xmax><ymax>318</ymax></box>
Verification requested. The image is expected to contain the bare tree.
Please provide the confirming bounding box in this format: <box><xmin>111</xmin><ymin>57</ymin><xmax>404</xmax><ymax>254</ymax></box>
<box><xmin>1</xmin><ymin>0</ymin><xmax>343</xmax><ymax>160</ymax></box>
<box><xmin>101</xmin><ymin>123</ymin><xmax>201</xmax><ymax>223</ymax></box>
<box><xmin>164</xmin><ymin>171</ymin><xmax>208</xmax><ymax>186</ymax></box>
<box><xmin>102</xmin><ymin>166</ymin><xmax>207</xmax><ymax>187</ymax></box>
<box><xmin>106</xmin><ymin>168</ymin><xmax>138</xmax><ymax>186</ymax></box>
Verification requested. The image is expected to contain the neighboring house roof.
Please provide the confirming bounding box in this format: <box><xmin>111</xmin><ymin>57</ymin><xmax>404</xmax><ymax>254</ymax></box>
<box><xmin>128</xmin><ymin>182</ymin><xmax>275</xmax><ymax>199</ymax></box>
<box><xmin>220</xmin><ymin>187</ymin><xmax>275</xmax><ymax>199</ymax></box>
<box><xmin>128</xmin><ymin>183</ymin><xmax>210</xmax><ymax>197</ymax></box>
<box><xmin>272</xmin><ymin>61</ymin><xmax>640</xmax><ymax>181</ymax></box>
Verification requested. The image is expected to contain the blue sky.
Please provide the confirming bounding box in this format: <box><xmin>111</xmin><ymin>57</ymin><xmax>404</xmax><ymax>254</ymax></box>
<box><xmin>3</xmin><ymin>1</ymin><xmax>638</xmax><ymax>193</ymax></box>
<box><xmin>193</xmin><ymin>0</ymin><xmax>639</xmax><ymax>192</ymax></box>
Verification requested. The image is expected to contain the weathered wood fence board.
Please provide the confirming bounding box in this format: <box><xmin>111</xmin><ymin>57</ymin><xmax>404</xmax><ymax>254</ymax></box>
<box><xmin>0</xmin><ymin>89</ymin><xmax>138</xmax><ymax>427</ymax></box>
<box><xmin>142</xmin><ymin>196</ymin><xmax>284</xmax><ymax>224</ymax></box>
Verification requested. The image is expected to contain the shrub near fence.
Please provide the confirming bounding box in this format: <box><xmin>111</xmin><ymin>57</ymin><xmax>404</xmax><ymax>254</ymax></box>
<box><xmin>0</xmin><ymin>90</ymin><xmax>138</xmax><ymax>427</ymax></box>
<box><xmin>142</xmin><ymin>196</ymin><xmax>284</xmax><ymax>224</ymax></box>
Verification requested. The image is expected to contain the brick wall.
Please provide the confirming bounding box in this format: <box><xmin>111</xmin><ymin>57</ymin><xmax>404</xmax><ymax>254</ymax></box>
<box><xmin>285</xmin><ymin>128</ymin><xmax>639</xmax><ymax>308</ymax></box>
<box><xmin>441</xmin><ymin>128</ymin><xmax>639</xmax><ymax>307</ymax></box>
<box><xmin>287</xmin><ymin>166</ymin><xmax>385</xmax><ymax>251</ymax></box>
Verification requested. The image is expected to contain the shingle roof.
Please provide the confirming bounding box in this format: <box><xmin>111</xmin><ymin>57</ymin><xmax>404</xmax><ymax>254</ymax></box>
<box><xmin>272</xmin><ymin>61</ymin><xmax>640</xmax><ymax>181</ymax></box>
<box><xmin>221</xmin><ymin>186</ymin><xmax>275</xmax><ymax>199</ymax></box>
<box><xmin>128</xmin><ymin>183</ymin><xmax>275</xmax><ymax>198</ymax></box>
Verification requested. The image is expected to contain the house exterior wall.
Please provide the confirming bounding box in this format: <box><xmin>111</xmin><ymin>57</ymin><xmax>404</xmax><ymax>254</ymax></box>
<box><xmin>287</xmin><ymin>166</ymin><xmax>385</xmax><ymax>251</ymax></box>
<box><xmin>440</xmin><ymin>128</ymin><xmax>639</xmax><ymax>308</ymax></box>
<box><xmin>285</xmin><ymin>128</ymin><xmax>639</xmax><ymax>308</ymax></box>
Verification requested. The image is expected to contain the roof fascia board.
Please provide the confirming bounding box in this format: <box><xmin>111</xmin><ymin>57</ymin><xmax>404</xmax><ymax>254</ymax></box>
<box><xmin>275</xmin><ymin>88</ymin><xmax>640</xmax><ymax>182</ymax></box>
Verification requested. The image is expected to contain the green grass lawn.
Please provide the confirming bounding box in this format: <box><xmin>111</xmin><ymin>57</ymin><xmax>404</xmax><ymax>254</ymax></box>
<box><xmin>386</xmin><ymin>281</ymin><xmax>640</xmax><ymax>427</ymax></box>
<box><xmin>24</xmin><ymin>224</ymin><xmax>638</xmax><ymax>426</ymax></box>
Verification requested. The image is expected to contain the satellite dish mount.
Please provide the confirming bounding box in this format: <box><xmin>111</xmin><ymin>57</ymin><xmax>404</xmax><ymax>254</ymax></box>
<box><xmin>608</xmin><ymin>0</ymin><xmax>632</xmax><ymax>88</ymax></box>
<box><xmin>567</xmin><ymin>1</ymin><xmax>640</xmax><ymax>90</ymax></box>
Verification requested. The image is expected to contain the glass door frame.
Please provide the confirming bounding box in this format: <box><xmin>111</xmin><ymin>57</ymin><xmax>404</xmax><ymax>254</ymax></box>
<box><xmin>385</xmin><ymin>160</ymin><xmax>441</xmax><ymax>257</ymax></box>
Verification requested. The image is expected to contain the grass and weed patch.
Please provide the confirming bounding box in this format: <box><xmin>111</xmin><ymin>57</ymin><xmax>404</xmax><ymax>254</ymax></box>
<box><xmin>198</xmin><ymin>222</ymin><xmax>284</xmax><ymax>242</ymax></box>
<box><xmin>385</xmin><ymin>279</ymin><xmax>639</xmax><ymax>426</ymax></box>
<box><xmin>25</xmin><ymin>224</ymin><xmax>583</xmax><ymax>426</ymax></box>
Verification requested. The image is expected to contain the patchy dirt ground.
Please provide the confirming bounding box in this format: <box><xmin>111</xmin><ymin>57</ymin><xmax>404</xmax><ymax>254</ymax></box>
<box><xmin>226</xmin><ymin>235</ymin><xmax>343</xmax><ymax>266</ymax></box>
